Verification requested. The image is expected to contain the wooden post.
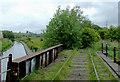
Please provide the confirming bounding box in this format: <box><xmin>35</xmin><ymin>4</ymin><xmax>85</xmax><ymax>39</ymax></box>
<box><xmin>45</xmin><ymin>53</ymin><xmax>47</xmax><ymax>67</ymax></box>
<box><xmin>41</xmin><ymin>54</ymin><xmax>43</xmax><ymax>67</ymax></box>
<box><xmin>7</xmin><ymin>54</ymin><xmax>12</xmax><ymax>81</ymax></box>
<box><xmin>114</xmin><ymin>47</ymin><xmax>116</xmax><ymax>63</ymax></box>
<box><xmin>56</xmin><ymin>48</ymin><xmax>58</xmax><ymax>57</ymax></box>
<box><xmin>54</xmin><ymin>49</ymin><xmax>56</xmax><ymax>60</ymax></box>
<box><xmin>52</xmin><ymin>49</ymin><xmax>54</xmax><ymax>62</ymax></box>
<box><xmin>101</xmin><ymin>43</ymin><xmax>103</xmax><ymax>53</ymax></box>
<box><xmin>49</xmin><ymin>50</ymin><xmax>52</xmax><ymax>64</ymax></box>
<box><xmin>29</xmin><ymin>59</ymin><xmax>32</xmax><ymax>73</ymax></box>
<box><xmin>106</xmin><ymin>44</ymin><xmax>108</xmax><ymax>57</ymax></box>
<box><xmin>47</xmin><ymin>52</ymin><xmax>49</xmax><ymax>65</ymax></box>
<box><xmin>36</xmin><ymin>56</ymin><xmax>40</xmax><ymax>69</ymax></box>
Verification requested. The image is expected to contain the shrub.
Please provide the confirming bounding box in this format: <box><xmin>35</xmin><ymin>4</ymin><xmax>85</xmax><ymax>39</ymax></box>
<box><xmin>81</xmin><ymin>28</ymin><xmax>101</xmax><ymax>48</ymax></box>
<box><xmin>2</xmin><ymin>30</ymin><xmax>15</xmax><ymax>41</ymax></box>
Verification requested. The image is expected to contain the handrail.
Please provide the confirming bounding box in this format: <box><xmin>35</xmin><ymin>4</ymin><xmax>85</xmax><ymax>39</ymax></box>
<box><xmin>12</xmin><ymin>44</ymin><xmax>63</xmax><ymax>63</ymax></box>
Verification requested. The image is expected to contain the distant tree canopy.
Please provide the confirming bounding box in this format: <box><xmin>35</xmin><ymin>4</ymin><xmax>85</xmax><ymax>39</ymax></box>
<box><xmin>43</xmin><ymin>6</ymin><xmax>101</xmax><ymax>49</ymax></box>
<box><xmin>98</xmin><ymin>25</ymin><xmax>120</xmax><ymax>41</ymax></box>
<box><xmin>2</xmin><ymin>31</ymin><xmax>15</xmax><ymax>41</ymax></box>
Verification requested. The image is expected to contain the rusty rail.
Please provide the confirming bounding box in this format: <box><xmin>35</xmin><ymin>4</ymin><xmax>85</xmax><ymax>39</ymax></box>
<box><xmin>6</xmin><ymin>44</ymin><xmax>64</xmax><ymax>81</ymax></box>
<box><xmin>52</xmin><ymin>50</ymin><xmax>75</xmax><ymax>80</ymax></box>
<box><xmin>89</xmin><ymin>50</ymin><xmax>100</xmax><ymax>81</ymax></box>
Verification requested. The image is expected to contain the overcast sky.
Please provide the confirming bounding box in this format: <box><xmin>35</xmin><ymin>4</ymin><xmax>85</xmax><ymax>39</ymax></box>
<box><xmin>0</xmin><ymin>0</ymin><xmax>119</xmax><ymax>33</ymax></box>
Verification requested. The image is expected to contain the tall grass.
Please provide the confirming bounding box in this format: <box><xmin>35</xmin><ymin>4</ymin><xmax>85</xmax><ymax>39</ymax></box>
<box><xmin>91</xmin><ymin>40</ymin><xmax>120</xmax><ymax>60</ymax></box>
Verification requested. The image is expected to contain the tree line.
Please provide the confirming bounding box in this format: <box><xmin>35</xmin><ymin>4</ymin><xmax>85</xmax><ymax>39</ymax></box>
<box><xmin>43</xmin><ymin>6</ymin><xmax>120</xmax><ymax>49</ymax></box>
<box><xmin>2</xmin><ymin>6</ymin><xmax>120</xmax><ymax>49</ymax></box>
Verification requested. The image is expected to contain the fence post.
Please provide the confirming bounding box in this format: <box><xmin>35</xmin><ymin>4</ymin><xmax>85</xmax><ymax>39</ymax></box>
<box><xmin>29</xmin><ymin>59</ymin><xmax>32</xmax><ymax>73</ymax></box>
<box><xmin>45</xmin><ymin>53</ymin><xmax>47</xmax><ymax>67</ymax></box>
<box><xmin>106</xmin><ymin>44</ymin><xmax>108</xmax><ymax>57</ymax></box>
<box><xmin>7</xmin><ymin>54</ymin><xmax>12</xmax><ymax>81</ymax></box>
<box><xmin>114</xmin><ymin>47</ymin><xmax>116</xmax><ymax>63</ymax></box>
<box><xmin>101</xmin><ymin>43</ymin><xmax>103</xmax><ymax>53</ymax></box>
<box><xmin>52</xmin><ymin>49</ymin><xmax>54</xmax><ymax>62</ymax></box>
<box><xmin>41</xmin><ymin>54</ymin><xmax>43</xmax><ymax>67</ymax></box>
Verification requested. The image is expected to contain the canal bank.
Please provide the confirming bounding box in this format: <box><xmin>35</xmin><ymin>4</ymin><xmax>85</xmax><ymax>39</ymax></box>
<box><xmin>1</xmin><ymin>41</ymin><xmax>27</xmax><ymax>81</ymax></box>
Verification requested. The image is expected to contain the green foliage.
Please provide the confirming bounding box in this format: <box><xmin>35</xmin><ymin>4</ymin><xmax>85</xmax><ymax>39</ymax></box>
<box><xmin>2</xmin><ymin>30</ymin><xmax>15</xmax><ymax>41</ymax></box>
<box><xmin>43</xmin><ymin>6</ymin><xmax>92</xmax><ymax>49</ymax></box>
<box><xmin>16</xmin><ymin>37</ymin><xmax>43</xmax><ymax>52</ymax></box>
<box><xmin>107</xmin><ymin>25</ymin><xmax>117</xmax><ymax>41</ymax></box>
<box><xmin>27</xmin><ymin>37</ymin><xmax>31</xmax><ymax>41</ymax></box>
<box><xmin>98</xmin><ymin>27</ymin><xmax>109</xmax><ymax>40</ymax></box>
<box><xmin>91</xmin><ymin>24</ymin><xmax>102</xmax><ymax>31</ymax></box>
<box><xmin>1</xmin><ymin>38</ymin><xmax>13</xmax><ymax>52</ymax></box>
<box><xmin>81</xmin><ymin>28</ymin><xmax>101</xmax><ymax>48</ymax></box>
<box><xmin>98</xmin><ymin>26</ymin><xmax>119</xmax><ymax>42</ymax></box>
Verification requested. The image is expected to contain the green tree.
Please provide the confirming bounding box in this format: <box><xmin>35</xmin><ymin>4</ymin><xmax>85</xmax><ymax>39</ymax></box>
<box><xmin>107</xmin><ymin>25</ymin><xmax>117</xmax><ymax>41</ymax></box>
<box><xmin>43</xmin><ymin>6</ymin><xmax>92</xmax><ymax>49</ymax></box>
<box><xmin>91</xmin><ymin>24</ymin><xmax>102</xmax><ymax>31</ymax></box>
<box><xmin>98</xmin><ymin>27</ymin><xmax>109</xmax><ymax>40</ymax></box>
<box><xmin>2</xmin><ymin>31</ymin><xmax>15</xmax><ymax>41</ymax></box>
<box><xmin>81</xmin><ymin>28</ymin><xmax>101</xmax><ymax>48</ymax></box>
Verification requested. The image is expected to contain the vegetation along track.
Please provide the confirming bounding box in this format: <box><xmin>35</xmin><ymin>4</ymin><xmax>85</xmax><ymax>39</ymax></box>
<box><xmin>24</xmin><ymin>48</ymin><xmax>117</xmax><ymax>80</ymax></box>
<box><xmin>53</xmin><ymin>49</ymin><xmax>116</xmax><ymax>80</ymax></box>
<box><xmin>89</xmin><ymin>49</ymin><xmax>116</xmax><ymax>80</ymax></box>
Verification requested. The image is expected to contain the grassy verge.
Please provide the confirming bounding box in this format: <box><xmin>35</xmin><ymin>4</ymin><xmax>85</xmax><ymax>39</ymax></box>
<box><xmin>89</xmin><ymin>40</ymin><xmax>117</xmax><ymax>80</ymax></box>
<box><xmin>91</xmin><ymin>40</ymin><xmax>120</xmax><ymax>60</ymax></box>
<box><xmin>0</xmin><ymin>38</ymin><xmax>13</xmax><ymax>53</ymax></box>
<box><xmin>16</xmin><ymin>37</ymin><xmax>43</xmax><ymax>52</ymax></box>
<box><xmin>23</xmin><ymin>49</ymin><xmax>77</xmax><ymax>80</ymax></box>
<box><xmin>89</xmin><ymin>48</ymin><xmax>116</xmax><ymax>80</ymax></box>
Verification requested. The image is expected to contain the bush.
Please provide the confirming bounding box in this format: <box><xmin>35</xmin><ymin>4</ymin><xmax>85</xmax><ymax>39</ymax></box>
<box><xmin>2</xmin><ymin>30</ymin><xmax>15</xmax><ymax>41</ymax></box>
<box><xmin>81</xmin><ymin>28</ymin><xmax>101</xmax><ymax>48</ymax></box>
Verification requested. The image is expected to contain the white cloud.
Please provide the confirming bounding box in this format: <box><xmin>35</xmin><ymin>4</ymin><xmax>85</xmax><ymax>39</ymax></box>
<box><xmin>0</xmin><ymin>0</ymin><xmax>119</xmax><ymax>33</ymax></box>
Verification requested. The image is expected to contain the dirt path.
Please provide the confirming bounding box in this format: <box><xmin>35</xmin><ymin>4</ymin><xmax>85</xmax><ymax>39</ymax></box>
<box><xmin>65</xmin><ymin>51</ymin><xmax>90</xmax><ymax>80</ymax></box>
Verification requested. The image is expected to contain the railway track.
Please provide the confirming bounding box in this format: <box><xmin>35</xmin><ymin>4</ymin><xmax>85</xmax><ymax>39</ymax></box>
<box><xmin>89</xmin><ymin>50</ymin><xmax>116</xmax><ymax>80</ymax></box>
<box><xmin>52</xmin><ymin>50</ymin><xmax>76</xmax><ymax>80</ymax></box>
<box><xmin>52</xmin><ymin>49</ymin><xmax>116</xmax><ymax>80</ymax></box>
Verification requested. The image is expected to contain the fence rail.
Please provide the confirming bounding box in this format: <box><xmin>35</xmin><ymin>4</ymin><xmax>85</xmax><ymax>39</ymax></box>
<box><xmin>5</xmin><ymin>44</ymin><xmax>64</xmax><ymax>81</ymax></box>
<box><xmin>101</xmin><ymin>43</ymin><xmax>120</xmax><ymax>63</ymax></box>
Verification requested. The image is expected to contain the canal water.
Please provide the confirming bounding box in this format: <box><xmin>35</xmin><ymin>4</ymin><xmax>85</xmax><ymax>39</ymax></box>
<box><xmin>1</xmin><ymin>41</ymin><xmax>27</xmax><ymax>81</ymax></box>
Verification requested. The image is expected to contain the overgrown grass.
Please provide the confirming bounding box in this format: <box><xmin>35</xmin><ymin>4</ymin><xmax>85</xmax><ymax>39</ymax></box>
<box><xmin>0</xmin><ymin>38</ymin><xmax>13</xmax><ymax>53</ymax></box>
<box><xmin>16</xmin><ymin>37</ymin><xmax>43</xmax><ymax>52</ymax></box>
<box><xmin>91</xmin><ymin>40</ymin><xmax>120</xmax><ymax>60</ymax></box>
<box><xmin>54</xmin><ymin>49</ymin><xmax>78</xmax><ymax>80</ymax></box>
<box><xmin>23</xmin><ymin>49</ymin><xmax>77</xmax><ymax>80</ymax></box>
<box><xmin>89</xmin><ymin>48</ymin><xmax>116</xmax><ymax>80</ymax></box>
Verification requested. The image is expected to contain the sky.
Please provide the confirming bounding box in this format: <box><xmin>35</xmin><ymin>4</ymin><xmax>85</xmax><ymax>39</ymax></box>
<box><xmin>0</xmin><ymin>0</ymin><xmax>119</xmax><ymax>33</ymax></box>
